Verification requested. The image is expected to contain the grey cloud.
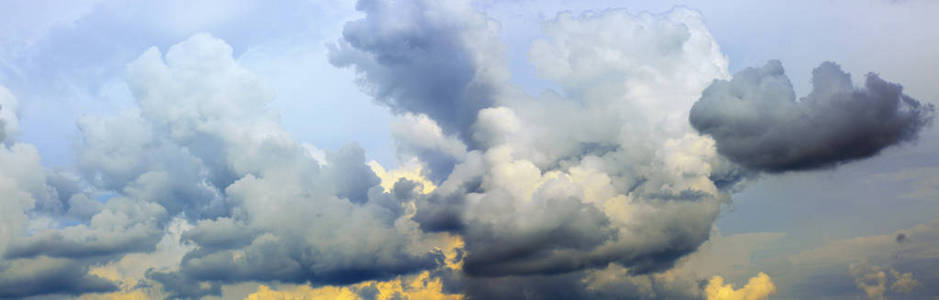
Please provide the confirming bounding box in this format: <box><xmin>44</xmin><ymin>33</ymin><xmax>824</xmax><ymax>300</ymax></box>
<box><xmin>328</xmin><ymin>0</ymin><xmax>503</xmax><ymax>145</ymax></box>
<box><xmin>43</xmin><ymin>171</ymin><xmax>81</xmax><ymax>215</ymax></box>
<box><xmin>410</xmin><ymin>150</ymin><xmax>487</xmax><ymax>233</ymax></box>
<box><xmin>759</xmin><ymin>216</ymin><xmax>939</xmax><ymax>299</ymax></box>
<box><xmin>3</xmin><ymin>229</ymin><xmax>158</xmax><ymax>260</ymax></box>
<box><xmin>690</xmin><ymin>60</ymin><xmax>935</xmax><ymax>172</ymax></box>
<box><xmin>161</xmin><ymin>233</ymin><xmax>443</xmax><ymax>287</ymax></box>
<box><xmin>420</xmin><ymin>8</ymin><xmax>730</xmax><ymax>285</ymax></box>
<box><xmin>147</xmin><ymin>270</ymin><xmax>221</xmax><ymax>299</ymax></box>
<box><xmin>354</xmin><ymin>9</ymin><xmax>736</xmax><ymax>299</ymax></box>
<box><xmin>0</xmin><ymin>32</ymin><xmax>454</xmax><ymax>298</ymax></box>
<box><xmin>181</xmin><ymin>218</ymin><xmax>258</xmax><ymax>251</ymax></box>
<box><xmin>412</xmin><ymin>192</ymin><xmax>467</xmax><ymax>233</ymax></box>
<box><xmin>65</xmin><ymin>194</ymin><xmax>103</xmax><ymax>221</ymax></box>
<box><xmin>0</xmin><ymin>5</ymin><xmax>737</xmax><ymax>299</ymax></box>
<box><xmin>460</xmin><ymin>269</ymin><xmax>702</xmax><ymax>300</ymax></box>
<box><xmin>896</xmin><ymin>232</ymin><xmax>907</xmax><ymax>243</ymax></box>
<box><xmin>101</xmin><ymin>34</ymin><xmax>450</xmax><ymax>295</ymax></box>
<box><xmin>4</xmin><ymin>197</ymin><xmax>165</xmax><ymax>260</ymax></box>
<box><xmin>325</xmin><ymin>143</ymin><xmax>381</xmax><ymax>204</ymax></box>
<box><xmin>460</xmin><ymin>189</ymin><xmax>616</xmax><ymax>277</ymax></box>
<box><xmin>7</xmin><ymin>1</ymin><xmax>934</xmax><ymax>299</ymax></box>
<box><xmin>0</xmin><ymin>257</ymin><xmax>117</xmax><ymax>298</ymax></box>
<box><xmin>463</xmin><ymin>272</ymin><xmax>591</xmax><ymax>300</ymax></box>
<box><xmin>390</xmin><ymin>113</ymin><xmax>468</xmax><ymax>182</ymax></box>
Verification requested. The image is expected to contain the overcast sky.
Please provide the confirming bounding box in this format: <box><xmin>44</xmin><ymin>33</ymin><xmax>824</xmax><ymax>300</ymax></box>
<box><xmin>1</xmin><ymin>1</ymin><xmax>938</xmax><ymax>299</ymax></box>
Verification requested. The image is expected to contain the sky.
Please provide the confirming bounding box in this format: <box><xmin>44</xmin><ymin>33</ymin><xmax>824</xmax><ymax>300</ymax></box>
<box><xmin>0</xmin><ymin>0</ymin><xmax>938</xmax><ymax>299</ymax></box>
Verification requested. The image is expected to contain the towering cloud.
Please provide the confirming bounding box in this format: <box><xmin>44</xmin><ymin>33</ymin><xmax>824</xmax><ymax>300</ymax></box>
<box><xmin>690</xmin><ymin>60</ymin><xmax>935</xmax><ymax>172</ymax></box>
<box><xmin>1</xmin><ymin>1</ymin><xmax>933</xmax><ymax>299</ymax></box>
<box><xmin>329</xmin><ymin>0</ymin><xmax>507</xmax><ymax>146</ymax></box>
<box><xmin>331</xmin><ymin>4</ymin><xmax>745</xmax><ymax>298</ymax></box>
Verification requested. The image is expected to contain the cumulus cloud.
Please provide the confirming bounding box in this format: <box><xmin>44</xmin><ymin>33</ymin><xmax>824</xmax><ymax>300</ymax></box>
<box><xmin>850</xmin><ymin>262</ymin><xmax>888</xmax><ymax>300</ymax></box>
<box><xmin>889</xmin><ymin>269</ymin><xmax>920</xmax><ymax>294</ymax></box>
<box><xmin>331</xmin><ymin>3</ymin><xmax>749</xmax><ymax>298</ymax></box>
<box><xmin>777</xmin><ymin>215</ymin><xmax>939</xmax><ymax>299</ymax></box>
<box><xmin>389</xmin><ymin>113</ymin><xmax>468</xmax><ymax>182</ymax></box>
<box><xmin>690</xmin><ymin>60</ymin><xmax>935</xmax><ymax>172</ymax></box>
<box><xmin>0</xmin><ymin>33</ymin><xmax>454</xmax><ymax>298</ymax></box>
<box><xmin>0</xmin><ymin>256</ymin><xmax>117</xmax><ymax>297</ymax></box>
<box><xmin>428</xmin><ymin>7</ymin><xmax>733</xmax><ymax>284</ymax></box>
<box><xmin>328</xmin><ymin>0</ymin><xmax>507</xmax><ymax>145</ymax></box>
<box><xmin>704</xmin><ymin>272</ymin><xmax>776</xmax><ymax>300</ymax></box>
<box><xmin>2</xmin><ymin>0</ymin><xmax>933</xmax><ymax>299</ymax></box>
<box><xmin>99</xmin><ymin>34</ymin><xmax>451</xmax><ymax>298</ymax></box>
<box><xmin>243</xmin><ymin>270</ymin><xmax>464</xmax><ymax>300</ymax></box>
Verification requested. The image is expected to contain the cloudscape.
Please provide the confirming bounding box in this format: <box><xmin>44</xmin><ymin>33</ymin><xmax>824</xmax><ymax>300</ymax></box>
<box><xmin>1</xmin><ymin>0</ymin><xmax>938</xmax><ymax>299</ymax></box>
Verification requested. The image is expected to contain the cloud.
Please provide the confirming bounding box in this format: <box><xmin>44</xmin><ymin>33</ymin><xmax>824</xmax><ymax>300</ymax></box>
<box><xmin>0</xmin><ymin>256</ymin><xmax>117</xmax><ymax>298</ymax></box>
<box><xmin>328</xmin><ymin>0</ymin><xmax>507</xmax><ymax>145</ymax></box>
<box><xmin>243</xmin><ymin>270</ymin><xmax>464</xmax><ymax>300</ymax></box>
<box><xmin>704</xmin><ymin>272</ymin><xmax>776</xmax><ymax>300</ymax></box>
<box><xmin>90</xmin><ymin>34</ymin><xmax>449</xmax><ymax>297</ymax></box>
<box><xmin>889</xmin><ymin>269</ymin><xmax>920</xmax><ymax>294</ymax></box>
<box><xmin>0</xmin><ymin>85</ymin><xmax>17</xmax><ymax>143</ymax></box>
<box><xmin>389</xmin><ymin>113</ymin><xmax>468</xmax><ymax>182</ymax></box>
<box><xmin>428</xmin><ymin>7</ymin><xmax>734</xmax><ymax>285</ymax></box>
<box><xmin>0</xmin><ymin>32</ymin><xmax>456</xmax><ymax>298</ymax></box>
<box><xmin>776</xmin><ymin>216</ymin><xmax>939</xmax><ymax>299</ymax></box>
<box><xmin>246</xmin><ymin>284</ymin><xmax>360</xmax><ymax>300</ymax></box>
<box><xmin>340</xmin><ymin>5</ymin><xmax>764</xmax><ymax>298</ymax></box>
<box><xmin>690</xmin><ymin>60</ymin><xmax>935</xmax><ymax>172</ymax></box>
<box><xmin>369</xmin><ymin>159</ymin><xmax>437</xmax><ymax>195</ymax></box>
<box><xmin>2</xmin><ymin>1</ymin><xmax>935</xmax><ymax>299</ymax></box>
<box><xmin>850</xmin><ymin>262</ymin><xmax>888</xmax><ymax>300</ymax></box>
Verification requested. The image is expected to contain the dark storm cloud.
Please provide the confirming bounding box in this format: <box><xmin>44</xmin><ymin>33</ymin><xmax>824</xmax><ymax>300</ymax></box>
<box><xmin>3</xmin><ymin>230</ymin><xmax>159</xmax><ymax>259</ymax></box>
<box><xmin>152</xmin><ymin>239</ymin><xmax>443</xmax><ymax>293</ymax></box>
<box><xmin>412</xmin><ymin>192</ymin><xmax>467</xmax><ymax>232</ymax></box>
<box><xmin>328</xmin><ymin>0</ymin><xmax>500</xmax><ymax>145</ymax></box>
<box><xmin>147</xmin><ymin>270</ymin><xmax>221</xmax><ymax>299</ymax></box>
<box><xmin>458</xmin><ymin>269</ymin><xmax>702</xmax><ymax>300</ymax></box>
<box><xmin>460</xmin><ymin>191</ymin><xmax>615</xmax><ymax>277</ymax></box>
<box><xmin>690</xmin><ymin>60</ymin><xmax>934</xmax><ymax>172</ymax></box>
<box><xmin>0</xmin><ymin>258</ymin><xmax>117</xmax><ymax>298</ymax></box>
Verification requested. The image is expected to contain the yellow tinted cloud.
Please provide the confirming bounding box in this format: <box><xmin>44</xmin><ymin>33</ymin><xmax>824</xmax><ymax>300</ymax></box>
<box><xmin>244</xmin><ymin>271</ymin><xmax>463</xmax><ymax>300</ymax></box>
<box><xmin>431</xmin><ymin>232</ymin><xmax>465</xmax><ymax>271</ymax></box>
<box><xmin>369</xmin><ymin>160</ymin><xmax>436</xmax><ymax>194</ymax></box>
<box><xmin>76</xmin><ymin>290</ymin><xmax>152</xmax><ymax>300</ymax></box>
<box><xmin>705</xmin><ymin>272</ymin><xmax>776</xmax><ymax>300</ymax></box>
<box><xmin>245</xmin><ymin>285</ymin><xmax>360</xmax><ymax>300</ymax></box>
